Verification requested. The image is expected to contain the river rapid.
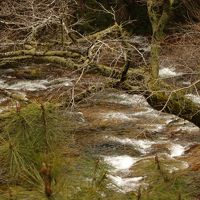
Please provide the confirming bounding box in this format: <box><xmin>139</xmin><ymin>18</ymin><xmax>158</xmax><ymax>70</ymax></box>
<box><xmin>0</xmin><ymin>62</ymin><xmax>199</xmax><ymax>199</ymax></box>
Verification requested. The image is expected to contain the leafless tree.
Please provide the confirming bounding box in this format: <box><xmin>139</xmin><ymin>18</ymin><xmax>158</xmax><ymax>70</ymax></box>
<box><xmin>0</xmin><ymin>0</ymin><xmax>199</xmax><ymax>128</ymax></box>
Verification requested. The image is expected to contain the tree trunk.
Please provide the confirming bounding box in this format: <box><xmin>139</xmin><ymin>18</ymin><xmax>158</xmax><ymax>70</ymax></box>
<box><xmin>150</xmin><ymin>41</ymin><xmax>160</xmax><ymax>80</ymax></box>
<box><xmin>147</xmin><ymin>0</ymin><xmax>174</xmax><ymax>80</ymax></box>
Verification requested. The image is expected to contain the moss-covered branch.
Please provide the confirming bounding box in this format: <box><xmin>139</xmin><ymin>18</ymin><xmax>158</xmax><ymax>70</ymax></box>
<box><xmin>146</xmin><ymin>90</ymin><xmax>200</xmax><ymax>127</ymax></box>
<box><xmin>0</xmin><ymin>51</ymin><xmax>146</xmax><ymax>81</ymax></box>
<box><xmin>0</xmin><ymin>49</ymin><xmax>81</xmax><ymax>59</ymax></box>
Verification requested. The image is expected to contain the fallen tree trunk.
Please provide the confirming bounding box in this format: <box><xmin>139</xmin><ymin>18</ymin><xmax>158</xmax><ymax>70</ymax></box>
<box><xmin>0</xmin><ymin>49</ymin><xmax>81</xmax><ymax>59</ymax></box>
<box><xmin>0</xmin><ymin>50</ymin><xmax>146</xmax><ymax>80</ymax></box>
<box><xmin>146</xmin><ymin>90</ymin><xmax>200</xmax><ymax>128</ymax></box>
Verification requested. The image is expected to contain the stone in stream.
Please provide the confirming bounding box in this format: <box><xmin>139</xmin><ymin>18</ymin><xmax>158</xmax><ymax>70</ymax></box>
<box><xmin>88</xmin><ymin>140</ymin><xmax>141</xmax><ymax>157</ymax></box>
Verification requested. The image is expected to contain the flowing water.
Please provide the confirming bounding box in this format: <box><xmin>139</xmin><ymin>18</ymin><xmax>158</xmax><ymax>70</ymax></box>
<box><xmin>0</xmin><ymin>64</ymin><xmax>199</xmax><ymax>198</ymax></box>
<box><xmin>77</xmin><ymin>91</ymin><xmax>199</xmax><ymax>193</ymax></box>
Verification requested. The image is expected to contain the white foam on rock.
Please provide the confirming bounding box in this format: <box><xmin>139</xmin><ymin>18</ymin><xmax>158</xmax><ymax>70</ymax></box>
<box><xmin>0</xmin><ymin>77</ymin><xmax>73</xmax><ymax>92</ymax></box>
<box><xmin>131</xmin><ymin>108</ymin><xmax>159</xmax><ymax>117</ymax></box>
<box><xmin>105</xmin><ymin>136</ymin><xmax>188</xmax><ymax>158</ymax></box>
<box><xmin>146</xmin><ymin>124</ymin><xmax>165</xmax><ymax>132</ymax></box>
<box><xmin>159</xmin><ymin>67</ymin><xmax>182</xmax><ymax>78</ymax></box>
<box><xmin>108</xmin><ymin>175</ymin><xmax>143</xmax><ymax>193</ymax></box>
<box><xmin>101</xmin><ymin>112</ymin><xmax>133</xmax><ymax>121</ymax></box>
<box><xmin>185</xmin><ymin>94</ymin><xmax>200</xmax><ymax>104</ymax></box>
<box><xmin>183</xmin><ymin>81</ymin><xmax>191</xmax><ymax>86</ymax></box>
<box><xmin>101</xmin><ymin>109</ymin><xmax>160</xmax><ymax>122</ymax></box>
<box><xmin>49</xmin><ymin>77</ymin><xmax>73</xmax><ymax>88</ymax></box>
<box><xmin>105</xmin><ymin>136</ymin><xmax>155</xmax><ymax>154</ymax></box>
<box><xmin>103</xmin><ymin>155</ymin><xmax>138</xmax><ymax>171</ymax></box>
<box><xmin>6</xmin><ymin>80</ymin><xmax>48</xmax><ymax>91</ymax></box>
<box><xmin>170</xmin><ymin>143</ymin><xmax>185</xmax><ymax>157</ymax></box>
<box><xmin>106</xmin><ymin>93</ymin><xmax>149</xmax><ymax>106</ymax></box>
<box><xmin>176</xmin><ymin>126</ymin><xmax>199</xmax><ymax>133</ymax></box>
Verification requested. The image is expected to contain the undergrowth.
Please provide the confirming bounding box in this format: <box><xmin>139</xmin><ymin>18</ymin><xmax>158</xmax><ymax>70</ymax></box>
<box><xmin>0</xmin><ymin>103</ymin><xmax>196</xmax><ymax>200</ymax></box>
<box><xmin>0</xmin><ymin>102</ymin><xmax>73</xmax><ymax>199</ymax></box>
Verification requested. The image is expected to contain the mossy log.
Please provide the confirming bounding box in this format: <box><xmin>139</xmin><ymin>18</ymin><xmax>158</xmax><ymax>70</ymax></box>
<box><xmin>146</xmin><ymin>90</ymin><xmax>200</xmax><ymax>128</ymax></box>
<box><xmin>0</xmin><ymin>55</ymin><xmax>78</xmax><ymax>70</ymax></box>
<box><xmin>0</xmin><ymin>50</ymin><xmax>146</xmax><ymax>81</ymax></box>
<box><xmin>78</xmin><ymin>24</ymin><xmax>119</xmax><ymax>42</ymax></box>
<box><xmin>0</xmin><ymin>49</ymin><xmax>81</xmax><ymax>59</ymax></box>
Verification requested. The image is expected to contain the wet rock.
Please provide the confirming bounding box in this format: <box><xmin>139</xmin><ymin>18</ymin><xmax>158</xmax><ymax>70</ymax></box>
<box><xmin>88</xmin><ymin>141</ymin><xmax>141</xmax><ymax>156</ymax></box>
